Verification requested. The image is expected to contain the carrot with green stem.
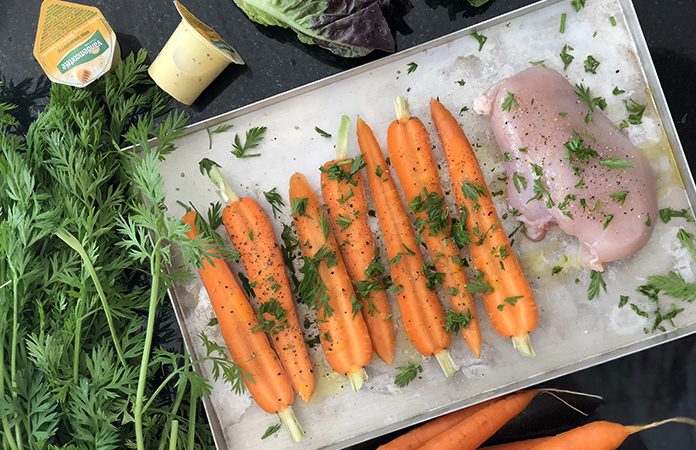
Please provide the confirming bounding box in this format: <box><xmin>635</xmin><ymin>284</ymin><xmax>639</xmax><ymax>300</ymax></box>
<box><xmin>356</xmin><ymin>117</ymin><xmax>455</xmax><ymax>377</ymax></box>
<box><xmin>430</xmin><ymin>98</ymin><xmax>538</xmax><ymax>357</ymax></box>
<box><xmin>377</xmin><ymin>399</ymin><xmax>497</xmax><ymax>450</ymax></box>
<box><xmin>182</xmin><ymin>211</ymin><xmax>304</xmax><ymax>442</ymax></box>
<box><xmin>201</xmin><ymin>160</ymin><xmax>314</xmax><ymax>402</ymax></box>
<box><xmin>528</xmin><ymin>417</ymin><xmax>696</xmax><ymax>450</ymax></box>
<box><xmin>387</xmin><ymin>96</ymin><xmax>483</xmax><ymax>358</ymax></box>
<box><xmin>320</xmin><ymin>115</ymin><xmax>396</xmax><ymax>365</ymax></box>
<box><xmin>289</xmin><ymin>172</ymin><xmax>373</xmax><ymax>391</ymax></box>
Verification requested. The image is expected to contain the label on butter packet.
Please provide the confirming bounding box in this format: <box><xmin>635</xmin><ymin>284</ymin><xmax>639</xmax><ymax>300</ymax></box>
<box><xmin>34</xmin><ymin>0</ymin><xmax>120</xmax><ymax>88</ymax></box>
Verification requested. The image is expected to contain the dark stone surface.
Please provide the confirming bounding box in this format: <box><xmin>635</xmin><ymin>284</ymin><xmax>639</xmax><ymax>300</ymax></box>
<box><xmin>3</xmin><ymin>0</ymin><xmax>695</xmax><ymax>449</ymax></box>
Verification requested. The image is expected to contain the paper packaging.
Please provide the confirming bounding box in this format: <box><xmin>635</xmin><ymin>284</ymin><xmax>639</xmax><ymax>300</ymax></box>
<box><xmin>33</xmin><ymin>0</ymin><xmax>120</xmax><ymax>88</ymax></box>
<box><xmin>148</xmin><ymin>1</ymin><xmax>245</xmax><ymax>105</ymax></box>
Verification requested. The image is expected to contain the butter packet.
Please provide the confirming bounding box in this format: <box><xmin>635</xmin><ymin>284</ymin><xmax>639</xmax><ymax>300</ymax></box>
<box><xmin>34</xmin><ymin>0</ymin><xmax>120</xmax><ymax>88</ymax></box>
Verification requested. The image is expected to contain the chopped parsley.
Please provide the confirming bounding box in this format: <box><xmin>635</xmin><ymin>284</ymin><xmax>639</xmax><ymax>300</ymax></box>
<box><xmin>472</xmin><ymin>32</ymin><xmax>487</xmax><ymax>51</ymax></box>
<box><xmin>560</xmin><ymin>44</ymin><xmax>575</xmax><ymax>70</ymax></box>
<box><xmin>584</xmin><ymin>55</ymin><xmax>600</xmax><ymax>74</ymax></box>
<box><xmin>588</xmin><ymin>270</ymin><xmax>607</xmax><ymax>300</ymax></box>
<box><xmin>407</xmin><ymin>62</ymin><xmax>418</xmax><ymax>74</ymax></box>
<box><xmin>444</xmin><ymin>309</ymin><xmax>473</xmax><ymax>334</ymax></box>
<box><xmin>501</xmin><ymin>91</ymin><xmax>520</xmax><ymax>112</ymax></box>
<box><xmin>395</xmin><ymin>362</ymin><xmax>423</xmax><ymax>388</ymax></box>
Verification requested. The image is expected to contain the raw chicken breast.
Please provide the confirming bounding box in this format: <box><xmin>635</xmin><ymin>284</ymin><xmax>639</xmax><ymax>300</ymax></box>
<box><xmin>474</xmin><ymin>66</ymin><xmax>657</xmax><ymax>271</ymax></box>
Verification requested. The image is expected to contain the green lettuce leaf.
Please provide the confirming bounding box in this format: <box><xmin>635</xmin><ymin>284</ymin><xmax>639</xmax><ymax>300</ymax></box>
<box><xmin>232</xmin><ymin>0</ymin><xmax>410</xmax><ymax>58</ymax></box>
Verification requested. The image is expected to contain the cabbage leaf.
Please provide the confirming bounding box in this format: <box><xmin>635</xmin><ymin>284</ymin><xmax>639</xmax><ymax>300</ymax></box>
<box><xmin>232</xmin><ymin>0</ymin><xmax>411</xmax><ymax>58</ymax></box>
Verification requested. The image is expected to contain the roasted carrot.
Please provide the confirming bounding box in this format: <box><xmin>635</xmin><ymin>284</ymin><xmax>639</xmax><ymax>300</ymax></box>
<box><xmin>289</xmin><ymin>172</ymin><xmax>373</xmax><ymax>391</ymax></box>
<box><xmin>430</xmin><ymin>98</ymin><xmax>538</xmax><ymax>357</ymax></box>
<box><xmin>320</xmin><ymin>115</ymin><xmax>395</xmax><ymax>365</ymax></box>
<box><xmin>479</xmin><ymin>437</ymin><xmax>550</xmax><ymax>450</ymax></box>
<box><xmin>419</xmin><ymin>390</ymin><xmax>540</xmax><ymax>450</ymax></box>
<box><xmin>182</xmin><ymin>211</ymin><xmax>304</xmax><ymax>442</ymax></box>
<box><xmin>202</xmin><ymin>161</ymin><xmax>315</xmax><ymax>403</ymax></box>
<box><xmin>377</xmin><ymin>399</ymin><xmax>497</xmax><ymax>450</ymax></box>
<box><xmin>527</xmin><ymin>418</ymin><xmax>696</xmax><ymax>450</ymax></box>
<box><xmin>387</xmin><ymin>96</ymin><xmax>482</xmax><ymax>358</ymax></box>
<box><xmin>356</xmin><ymin>117</ymin><xmax>455</xmax><ymax>377</ymax></box>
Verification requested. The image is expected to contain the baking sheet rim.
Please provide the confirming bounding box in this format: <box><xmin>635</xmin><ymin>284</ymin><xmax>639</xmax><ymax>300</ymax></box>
<box><xmin>163</xmin><ymin>0</ymin><xmax>696</xmax><ymax>448</ymax></box>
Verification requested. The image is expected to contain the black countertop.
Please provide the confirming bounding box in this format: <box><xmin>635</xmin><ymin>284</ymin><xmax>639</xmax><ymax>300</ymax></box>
<box><xmin>2</xmin><ymin>0</ymin><xmax>695</xmax><ymax>449</ymax></box>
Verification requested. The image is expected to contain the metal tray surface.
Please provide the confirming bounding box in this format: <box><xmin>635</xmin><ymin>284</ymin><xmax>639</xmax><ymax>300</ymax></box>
<box><xmin>161</xmin><ymin>0</ymin><xmax>696</xmax><ymax>448</ymax></box>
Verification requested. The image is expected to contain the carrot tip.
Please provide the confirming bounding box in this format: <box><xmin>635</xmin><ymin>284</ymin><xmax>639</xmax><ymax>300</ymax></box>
<box><xmin>512</xmin><ymin>334</ymin><xmax>536</xmax><ymax>357</ymax></box>
<box><xmin>278</xmin><ymin>407</ymin><xmax>305</xmax><ymax>442</ymax></box>
<box><xmin>347</xmin><ymin>368</ymin><xmax>369</xmax><ymax>393</ymax></box>
<box><xmin>435</xmin><ymin>350</ymin><xmax>458</xmax><ymax>378</ymax></box>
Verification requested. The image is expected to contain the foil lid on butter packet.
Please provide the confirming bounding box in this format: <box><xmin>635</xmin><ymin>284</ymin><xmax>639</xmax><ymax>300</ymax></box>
<box><xmin>175</xmin><ymin>0</ymin><xmax>244</xmax><ymax>65</ymax></box>
<box><xmin>33</xmin><ymin>0</ymin><xmax>120</xmax><ymax>88</ymax></box>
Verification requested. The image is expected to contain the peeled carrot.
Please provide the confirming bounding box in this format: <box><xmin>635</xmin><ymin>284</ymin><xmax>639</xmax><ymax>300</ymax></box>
<box><xmin>527</xmin><ymin>418</ymin><xmax>696</xmax><ymax>450</ymax></box>
<box><xmin>387</xmin><ymin>96</ymin><xmax>483</xmax><ymax>358</ymax></box>
<box><xmin>419</xmin><ymin>390</ymin><xmax>540</xmax><ymax>450</ymax></box>
<box><xmin>430</xmin><ymin>98</ymin><xmax>538</xmax><ymax>357</ymax></box>
<box><xmin>203</xmin><ymin>163</ymin><xmax>315</xmax><ymax>403</ymax></box>
<box><xmin>320</xmin><ymin>115</ymin><xmax>395</xmax><ymax>365</ymax></box>
<box><xmin>478</xmin><ymin>437</ymin><xmax>550</xmax><ymax>450</ymax></box>
<box><xmin>289</xmin><ymin>172</ymin><xmax>373</xmax><ymax>391</ymax></box>
<box><xmin>377</xmin><ymin>399</ymin><xmax>497</xmax><ymax>450</ymax></box>
<box><xmin>182</xmin><ymin>211</ymin><xmax>304</xmax><ymax>442</ymax></box>
<box><xmin>356</xmin><ymin>117</ymin><xmax>455</xmax><ymax>377</ymax></box>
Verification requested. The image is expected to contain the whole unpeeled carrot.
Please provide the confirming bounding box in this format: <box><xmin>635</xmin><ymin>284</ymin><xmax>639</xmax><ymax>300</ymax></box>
<box><xmin>289</xmin><ymin>172</ymin><xmax>373</xmax><ymax>391</ymax></box>
<box><xmin>356</xmin><ymin>117</ymin><xmax>455</xmax><ymax>377</ymax></box>
<box><xmin>430</xmin><ymin>98</ymin><xmax>538</xmax><ymax>357</ymax></box>
<box><xmin>387</xmin><ymin>96</ymin><xmax>482</xmax><ymax>358</ymax></box>
<box><xmin>182</xmin><ymin>211</ymin><xmax>304</xmax><ymax>442</ymax></box>
<box><xmin>527</xmin><ymin>418</ymin><xmax>696</xmax><ymax>450</ymax></box>
<box><xmin>377</xmin><ymin>399</ymin><xmax>497</xmax><ymax>450</ymax></box>
<box><xmin>202</xmin><ymin>161</ymin><xmax>315</xmax><ymax>403</ymax></box>
<box><xmin>419</xmin><ymin>390</ymin><xmax>540</xmax><ymax>450</ymax></box>
<box><xmin>320</xmin><ymin>115</ymin><xmax>395</xmax><ymax>365</ymax></box>
<box><xmin>479</xmin><ymin>437</ymin><xmax>550</xmax><ymax>450</ymax></box>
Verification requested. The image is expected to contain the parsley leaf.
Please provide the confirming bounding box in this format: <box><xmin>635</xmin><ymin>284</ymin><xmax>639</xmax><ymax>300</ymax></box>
<box><xmin>599</xmin><ymin>157</ymin><xmax>634</xmax><ymax>169</ymax></box>
<box><xmin>395</xmin><ymin>362</ymin><xmax>423</xmax><ymax>388</ymax></box>
<box><xmin>315</xmin><ymin>126</ymin><xmax>332</xmax><ymax>138</ymax></box>
<box><xmin>560</xmin><ymin>44</ymin><xmax>575</xmax><ymax>70</ymax></box>
<box><xmin>659</xmin><ymin>207</ymin><xmax>695</xmax><ymax>223</ymax></box>
<box><xmin>407</xmin><ymin>62</ymin><xmax>418</xmax><ymax>74</ymax></box>
<box><xmin>262</xmin><ymin>424</ymin><xmax>282</xmax><ymax>439</ymax></box>
<box><xmin>584</xmin><ymin>55</ymin><xmax>600</xmax><ymax>74</ymax></box>
<box><xmin>231</xmin><ymin>126</ymin><xmax>267</xmax><ymax>158</ymax></box>
<box><xmin>206</xmin><ymin>123</ymin><xmax>233</xmax><ymax>149</ymax></box>
<box><xmin>501</xmin><ymin>91</ymin><xmax>520</xmax><ymax>112</ymax></box>
<box><xmin>588</xmin><ymin>270</ymin><xmax>607</xmax><ymax>300</ymax></box>
<box><xmin>444</xmin><ymin>310</ymin><xmax>473</xmax><ymax>334</ymax></box>
<box><xmin>264</xmin><ymin>187</ymin><xmax>285</xmax><ymax>219</ymax></box>
<box><xmin>472</xmin><ymin>32</ymin><xmax>488</xmax><ymax>51</ymax></box>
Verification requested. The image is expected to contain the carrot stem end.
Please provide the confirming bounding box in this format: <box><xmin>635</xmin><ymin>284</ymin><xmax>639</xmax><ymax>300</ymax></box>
<box><xmin>347</xmin><ymin>368</ymin><xmax>369</xmax><ymax>392</ymax></box>
<box><xmin>512</xmin><ymin>334</ymin><xmax>536</xmax><ymax>357</ymax></box>
<box><xmin>278</xmin><ymin>407</ymin><xmax>305</xmax><ymax>442</ymax></box>
<box><xmin>207</xmin><ymin>165</ymin><xmax>240</xmax><ymax>206</ymax></box>
<box><xmin>394</xmin><ymin>96</ymin><xmax>411</xmax><ymax>122</ymax></box>
<box><xmin>335</xmin><ymin>115</ymin><xmax>351</xmax><ymax>160</ymax></box>
<box><xmin>435</xmin><ymin>350</ymin><xmax>457</xmax><ymax>378</ymax></box>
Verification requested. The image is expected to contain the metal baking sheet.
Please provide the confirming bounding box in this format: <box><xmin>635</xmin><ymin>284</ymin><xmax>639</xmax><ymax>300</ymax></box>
<box><xmin>162</xmin><ymin>0</ymin><xmax>696</xmax><ymax>448</ymax></box>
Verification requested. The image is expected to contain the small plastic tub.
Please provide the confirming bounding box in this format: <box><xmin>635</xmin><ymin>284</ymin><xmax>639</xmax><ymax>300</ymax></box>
<box><xmin>148</xmin><ymin>1</ymin><xmax>244</xmax><ymax>105</ymax></box>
